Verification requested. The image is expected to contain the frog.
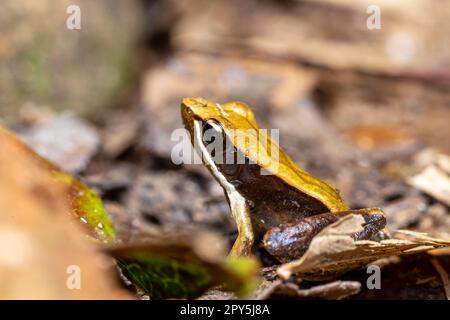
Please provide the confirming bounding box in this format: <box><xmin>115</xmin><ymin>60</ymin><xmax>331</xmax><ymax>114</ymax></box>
<box><xmin>181</xmin><ymin>97</ymin><xmax>387</xmax><ymax>259</ymax></box>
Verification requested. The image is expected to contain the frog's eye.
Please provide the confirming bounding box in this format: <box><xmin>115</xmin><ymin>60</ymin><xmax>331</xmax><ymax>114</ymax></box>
<box><xmin>202</xmin><ymin>120</ymin><xmax>225</xmax><ymax>147</ymax></box>
<box><xmin>202</xmin><ymin>120</ymin><xmax>223</xmax><ymax>137</ymax></box>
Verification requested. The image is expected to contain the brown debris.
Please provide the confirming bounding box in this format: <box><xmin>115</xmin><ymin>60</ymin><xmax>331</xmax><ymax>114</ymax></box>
<box><xmin>19</xmin><ymin>114</ymin><xmax>100</xmax><ymax>173</ymax></box>
<box><xmin>383</xmin><ymin>193</ymin><xmax>426</xmax><ymax>230</ymax></box>
<box><xmin>100</xmin><ymin>110</ymin><xmax>140</xmax><ymax>159</ymax></box>
<box><xmin>417</xmin><ymin>204</ymin><xmax>450</xmax><ymax>240</ymax></box>
<box><xmin>408</xmin><ymin>165</ymin><xmax>450</xmax><ymax>207</ymax></box>
<box><xmin>125</xmin><ymin>171</ymin><xmax>231</xmax><ymax>230</ymax></box>
<box><xmin>254</xmin><ymin>280</ymin><xmax>360</xmax><ymax>300</ymax></box>
<box><xmin>430</xmin><ymin>258</ymin><xmax>450</xmax><ymax>300</ymax></box>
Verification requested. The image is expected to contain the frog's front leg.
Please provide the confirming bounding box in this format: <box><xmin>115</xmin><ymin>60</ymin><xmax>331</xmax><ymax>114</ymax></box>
<box><xmin>263</xmin><ymin>208</ymin><xmax>387</xmax><ymax>262</ymax></box>
<box><xmin>227</xmin><ymin>191</ymin><xmax>254</xmax><ymax>257</ymax></box>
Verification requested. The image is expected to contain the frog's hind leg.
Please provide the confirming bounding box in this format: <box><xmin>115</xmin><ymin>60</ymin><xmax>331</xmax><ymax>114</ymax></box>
<box><xmin>227</xmin><ymin>191</ymin><xmax>254</xmax><ymax>257</ymax></box>
<box><xmin>263</xmin><ymin>208</ymin><xmax>387</xmax><ymax>262</ymax></box>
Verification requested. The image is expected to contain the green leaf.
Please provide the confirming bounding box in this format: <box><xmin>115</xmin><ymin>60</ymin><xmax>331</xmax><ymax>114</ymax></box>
<box><xmin>109</xmin><ymin>231</ymin><xmax>260</xmax><ymax>299</ymax></box>
<box><xmin>54</xmin><ymin>171</ymin><xmax>116</xmax><ymax>242</ymax></box>
<box><xmin>0</xmin><ymin>125</ymin><xmax>115</xmax><ymax>242</ymax></box>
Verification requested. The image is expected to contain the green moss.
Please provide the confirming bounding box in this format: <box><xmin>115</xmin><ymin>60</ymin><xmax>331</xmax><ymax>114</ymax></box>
<box><xmin>112</xmin><ymin>246</ymin><xmax>260</xmax><ymax>299</ymax></box>
<box><xmin>117</xmin><ymin>255</ymin><xmax>213</xmax><ymax>299</ymax></box>
<box><xmin>222</xmin><ymin>257</ymin><xmax>260</xmax><ymax>297</ymax></box>
<box><xmin>53</xmin><ymin>171</ymin><xmax>116</xmax><ymax>242</ymax></box>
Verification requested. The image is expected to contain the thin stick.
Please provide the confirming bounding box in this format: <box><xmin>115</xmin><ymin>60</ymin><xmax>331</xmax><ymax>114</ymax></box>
<box><xmin>431</xmin><ymin>258</ymin><xmax>450</xmax><ymax>300</ymax></box>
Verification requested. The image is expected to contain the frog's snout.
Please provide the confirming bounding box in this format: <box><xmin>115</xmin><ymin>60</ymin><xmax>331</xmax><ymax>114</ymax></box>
<box><xmin>181</xmin><ymin>97</ymin><xmax>208</xmax><ymax>109</ymax></box>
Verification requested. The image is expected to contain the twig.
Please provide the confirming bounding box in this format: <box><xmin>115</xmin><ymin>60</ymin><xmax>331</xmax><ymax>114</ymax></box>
<box><xmin>431</xmin><ymin>258</ymin><xmax>450</xmax><ymax>300</ymax></box>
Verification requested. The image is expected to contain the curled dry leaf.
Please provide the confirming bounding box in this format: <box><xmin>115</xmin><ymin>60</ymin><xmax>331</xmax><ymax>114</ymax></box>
<box><xmin>277</xmin><ymin>214</ymin><xmax>450</xmax><ymax>281</ymax></box>
<box><xmin>408</xmin><ymin>165</ymin><xmax>450</xmax><ymax>207</ymax></box>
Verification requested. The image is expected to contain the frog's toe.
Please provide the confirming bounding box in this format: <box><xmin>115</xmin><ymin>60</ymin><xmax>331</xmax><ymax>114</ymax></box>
<box><xmin>354</xmin><ymin>209</ymin><xmax>387</xmax><ymax>241</ymax></box>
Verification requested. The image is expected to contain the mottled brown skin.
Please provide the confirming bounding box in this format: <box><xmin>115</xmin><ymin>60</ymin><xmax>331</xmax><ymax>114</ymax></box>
<box><xmin>181</xmin><ymin>97</ymin><xmax>386</xmax><ymax>258</ymax></box>
<box><xmin>216</xmin><ymin>146</ymin><xmax>329</xmax><ymax>238</ymax></box>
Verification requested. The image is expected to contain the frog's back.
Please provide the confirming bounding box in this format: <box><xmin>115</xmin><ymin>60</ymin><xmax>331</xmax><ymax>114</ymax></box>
<box><xmin>217</xmin><ymin>101</ymin><xmax>349</xmax><ymax>214</ymax></box>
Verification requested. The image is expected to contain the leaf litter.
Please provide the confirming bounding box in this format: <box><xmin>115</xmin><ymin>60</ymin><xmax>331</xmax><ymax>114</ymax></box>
<box><xmin>277</xmin><ymin>214</ymin><xmax>450</xmax><ymax>281</ymax></box>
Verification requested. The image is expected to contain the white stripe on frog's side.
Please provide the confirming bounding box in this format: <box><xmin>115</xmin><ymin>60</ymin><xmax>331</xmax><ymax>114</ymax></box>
<box><xmin>194</xmin><ymin>120</ymin><xmax>242</xmax><ymax>201</ymax></box>
<box><xmin>193</xmin><ymin>120</ymin><xmax>253</xmax><ymax>255</ymax></box>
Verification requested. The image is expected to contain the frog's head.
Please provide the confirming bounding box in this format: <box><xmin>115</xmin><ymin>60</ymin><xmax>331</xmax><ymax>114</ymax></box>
<box><xmin>181</xmin><ymin>97</ymin><xmax>258</xmax><ymax>138</ymax></box>
<box><xmin>180</xmin><ymin>97</ymin><xmax>349</xmax><ymax>213</ymax></box>
<box><xmin>181</xmin><ymin>97</ymin><xmax>261</xmax><ymax>173</ymax></box>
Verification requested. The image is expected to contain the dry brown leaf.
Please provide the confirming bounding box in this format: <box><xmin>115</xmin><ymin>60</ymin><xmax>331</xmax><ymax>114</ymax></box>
<box><xmin>408</xmin><ymin>165</ymin><xmax>450</xmax><ymax>207</ymax></box>
<box><xmin>277</xmin><ymin>214</ymin><xmax>450</xmax><ymax>281</ymax></box>
<box><xmin>0</xmin><ymin>126</ymin><xmax>129</xmax><ymax>299</ymax></box>
<box><xmin>174</xmin><ymin>0</ymin><xmax>450</xmax><ymax>77</ymax></box>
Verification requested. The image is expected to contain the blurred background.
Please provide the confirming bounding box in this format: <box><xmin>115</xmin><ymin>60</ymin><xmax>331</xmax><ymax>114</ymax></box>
<box><xmin>1</xmin><ymin>0</ymin><xmax>450</xmax><ymax>299</ymax></box>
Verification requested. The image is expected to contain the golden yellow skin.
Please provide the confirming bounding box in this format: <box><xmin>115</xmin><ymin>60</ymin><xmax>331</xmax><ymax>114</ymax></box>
<box><xmin>181</xmin><ymin>97</ymin><xmax>349</xmax><ymax>256</ymax></box>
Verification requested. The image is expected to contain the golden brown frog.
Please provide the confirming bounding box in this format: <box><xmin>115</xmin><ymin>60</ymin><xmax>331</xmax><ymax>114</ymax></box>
<box><xmin>181</xmin><ymin>97</ymin><xmax>386</xmax><ymax>259</ymax></box>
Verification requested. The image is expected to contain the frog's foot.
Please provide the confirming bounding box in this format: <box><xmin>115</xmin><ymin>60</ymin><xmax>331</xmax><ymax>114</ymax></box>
<box><xmin>351</xmin><ymin>209</ymin><xmax>389</xmax><ymax>241</ymax></box>
<box><xmin>229</xmin><ymin>234</ymin><xmax>254</xmax><ymax>257</ymax></box>
<box><xmin>229</xmin><ymin>218</ymin><xmax>254</xmax><ymax>257</ymax></box>
<box><xmin>263</xmin><ymin>208</ymin><xmax>387</xmax><ymax>262</ymax></box>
